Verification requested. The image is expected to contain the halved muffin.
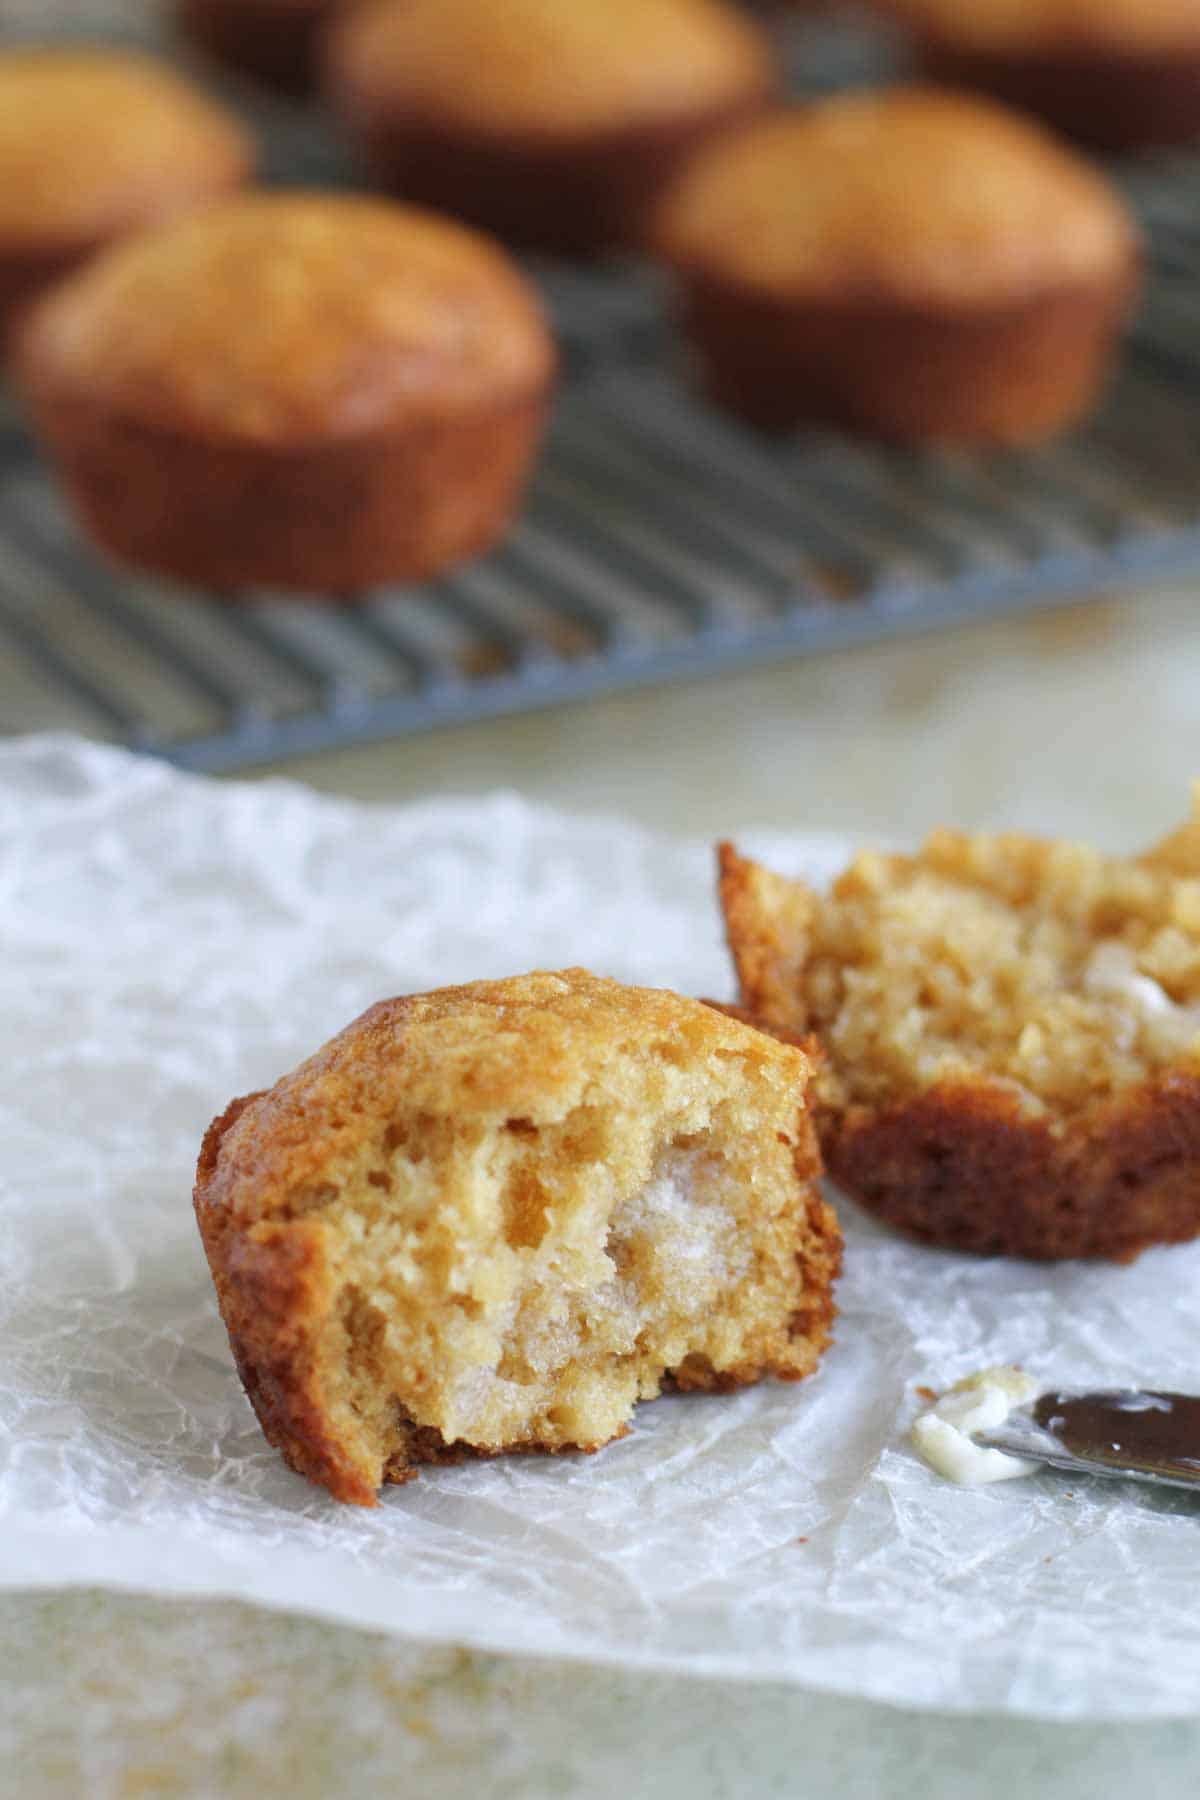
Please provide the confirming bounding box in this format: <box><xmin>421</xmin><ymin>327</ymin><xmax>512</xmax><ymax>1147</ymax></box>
<box><xmin>194</xmin><ymin>970</ymin><xmax>841</xmax><ymax>1503</ymax></box>
<box><xmin>16</xmin><ymin>191</ymin><xmax>555</xmax><ymax>594</ymax></box>
<box><xmin>719</xmin><ymin>796</ymin><xmax>1200</xmax><ymax>1261</ymax></box>
<box><xmin>324</xmin><ymin>0</ymin><xmax>778</xmax><ymax>255</ymax></box>
<box><xmin>648</xmin><ymin>88</ymin><xmax>1140</xmax><ymax>441</ymax></box>
<box><xmin>879</xmin><ymin>0</ymin><xmax>1200</xmax><ymax>152</ymax></box>
<box><xmin>0</xmin><ymin>47</ymin><xmax>252</xmax><ymax>344</ymax></box>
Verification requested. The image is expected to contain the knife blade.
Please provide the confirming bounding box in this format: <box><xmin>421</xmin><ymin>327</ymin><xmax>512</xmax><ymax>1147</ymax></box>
<box><xmin>976</xmin><ymin>1389</ymin><xmax>1200</xmax><ymax>1491</ymax></box>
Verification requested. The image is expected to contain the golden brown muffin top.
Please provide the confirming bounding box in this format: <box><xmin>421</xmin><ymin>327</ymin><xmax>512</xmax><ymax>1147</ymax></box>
<box><xmin>884</xmin><ymin>0</ymin><xmax>1200</xmax><ymax>53</ymax></box>
<box><xmin>202</xmin><ymin>968</ymin><xmax>816</xmax><ymax>1234</ymax></box>
<box><xmin>651</xmin><ymin>89</ymin><xmax>1138</xmax><ymax>309</ymax></box>
<box><xmin>20</xmin><ymin>191</ymin><xmax>556</xmax><ymax>445</ymax></box>
<box><xmin>0</xmin><ymin>49</ymin><xmax>252</xmax><ymax>248</ymax></box>
<box><xmin>328</xmin><ymin>0</ymin><xmax>776</xmax><ymax>137</ymax></box>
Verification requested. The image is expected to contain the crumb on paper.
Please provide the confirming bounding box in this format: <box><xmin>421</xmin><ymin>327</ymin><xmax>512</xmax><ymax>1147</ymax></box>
<box><xmin>911</xmin><ymin>1366</ymin><xmax>1041</xmax><ymax>1487</ymax></box>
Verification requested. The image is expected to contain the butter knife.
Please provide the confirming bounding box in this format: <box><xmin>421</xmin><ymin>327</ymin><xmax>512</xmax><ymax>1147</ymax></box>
<box><xmin>977</xmin><ymin>1389</ymin><xmax>1200</xmax><ymax>1492</ymax></box>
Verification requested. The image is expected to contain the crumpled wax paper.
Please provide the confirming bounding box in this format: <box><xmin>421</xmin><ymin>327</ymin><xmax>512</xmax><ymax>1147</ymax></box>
<box><xmin>4</xmin><ymin>735</ymin><xmax>1200</xmax><ymax>1722</ymax></box>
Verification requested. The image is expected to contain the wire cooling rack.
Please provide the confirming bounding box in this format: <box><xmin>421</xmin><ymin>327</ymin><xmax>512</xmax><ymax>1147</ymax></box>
<box><xmin>3</xmin><ymin>3</ymin><xmax>1200</xmax><ymax>772</ymax></box>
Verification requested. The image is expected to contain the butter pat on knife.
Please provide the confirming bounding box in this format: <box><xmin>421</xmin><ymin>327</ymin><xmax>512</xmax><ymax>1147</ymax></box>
<box><xmin>913</xmin><ymin>1369</ymin><xmax>1200</xmax><ymax>1492</ymax></box>
<box><xmin>911</xmin><ymin>1367</ymin><xmax>1042</xmax><ymax>1486</ymax></box>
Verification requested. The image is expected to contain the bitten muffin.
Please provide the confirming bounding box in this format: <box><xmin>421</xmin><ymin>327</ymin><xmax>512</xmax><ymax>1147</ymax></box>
<box><xmin>193</xmin><ymin>969</ymin><xmax>841</xmax><ymax>1504</ymax></box>
<box><xmin>719</xmin><ymin>795</ymin><xmax>1200</xmax><ymax>1262</ymax></box>
<box><xmin>648</xmin><ymin>88</ymin><xmax>1140</xmax><ymax>442</ymax></box>
<box><xmin>878</xmin><ymin>0</ymin><xmax>1200</xmax><ymax>152</ymax></box>
<box><xmin>325</xmin><ymin>0</ymin><xmax>778</xmax><ymax>255</ymax></box>
<box><xmin>16</xmin><ymin>192</ymin><xmax>556</xmax><ymax>595</ymax></box>
<box><xmin>176</xmin><ymin>0</ymin><xmax>341</xmax><ymax>97</ymax></box>
<box><xmin>0</xmin><ymin>48</ymin><xmax>252</xmax><ymax>345</ymax></box>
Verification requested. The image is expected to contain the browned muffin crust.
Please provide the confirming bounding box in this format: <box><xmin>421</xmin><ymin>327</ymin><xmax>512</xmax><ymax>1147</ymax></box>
<box><xmin>649</xmin><ymin>88</ymin><xmax>1140</xmax><ymax>442</ymax></box>
<box><xmin>718</xmin><ymin>800</ymin><xmax>1200</xmax><ymax>1262</ymax></box>
<box><xmin>177</xmin><ymin>0</ymin><xmax>341</xmax><ymax>97</ymax></box>
<box><xmin>16</xmin><ymin>191</ymin><xmax>556</xmax><ymax>594</ymax></box>
<box><xmin>882</xmin><ymin>0</ymin><xmax>1200</xmax><ymax>151</ymax></box>
<box><xmin>325</xmin><ymin>0</ymin><xmax>778</xmax><ymax>255</ymax></box>
<box><xmin>194</xmin><ymin>970</ymin><xmax>840</xmax><ymax>1503</ymax></box>
<box><xmin>0</xmin><ymin>48</ymin><xmax>252</xmax><ymax>345</ymax></box>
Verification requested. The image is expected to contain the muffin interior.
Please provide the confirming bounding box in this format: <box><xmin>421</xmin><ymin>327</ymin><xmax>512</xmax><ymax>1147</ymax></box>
<box><xmin>723</xmin><ymin>819</ymin><xmax>1200</xmax><ymax>1122</ymax></box>
<box><xmin>304</xmin><ymin>1072</ymin><xmax>820</xmax><ymax>1485</ymax></box>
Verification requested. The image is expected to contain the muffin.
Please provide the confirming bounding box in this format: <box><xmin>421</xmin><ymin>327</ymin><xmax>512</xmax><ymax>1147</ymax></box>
<box><xmin>325</xmin><ymin>0</ymin><xmax>778</xmax><ymax>255</ymax></box>
<box><xmin>193</xmin><ymin>969</ymin><xmax>841</xmax><ymax>1504</ymax></box>
<box><xmin>648</xmin><ymin>88</ymin><xmax>1140</xmax><ymax>442</ymax></box>
<box><xmin>718</xmin><ymin>797</ymin><xmax>1200</xmax><ymax>1262</ymax></box>
<box><xmin>0</xmin><ymin>48</ymin><xmax>252</xmax><ymax>345</ymax></box>
<box><xmin>176</xmin><ymin>0</ymin><xmax>341</xmax><ymax>97</ymax></box>
<box><xmin>16</xmin><ymin>192</ymin><xmax>556</xmax><ymax>595</ymax></box>
<box><xmin>879</xmin><ymin>0</ymin><xmax>1200</xmax><ymax>152</ymax></box>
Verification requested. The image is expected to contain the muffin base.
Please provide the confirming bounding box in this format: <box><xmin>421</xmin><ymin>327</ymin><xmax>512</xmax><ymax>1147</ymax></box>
<box><xmin>15</xmin><ymin>386</ymin><xmax>551</xmax><ymax>594</ymax></box>
<box><xmin>675</xmin><ymin>265</ymin><xmax>1139</xmax><ymax>442</ymax></box>
<box><xmin>332</xmin><ymin>99</ymin><xmax>773</xmax><ymax>257</ymax></box>
<box><xmin>194</xmin><ymin>971</ymin><xmax>840</xmax><ymax>1503</ymax></box>
<box><xmin>922</xmin><ymin>42</ymin><xmax>1200</xmax><ymax>153</ymax></box>
<box><xmin>825</xmin><ymin>1076</ymin><xmax>1200</xmax><ymax>1262</ymax></box>
<box><xmin>176</xmin><ymin>0</ymin><xmax>331</xmax><ymax>97</ymax></box>
<box><xmin>201</xmin><ymin>1091</ymin><xmax>836</xmax><ymax>1501</ymax></box>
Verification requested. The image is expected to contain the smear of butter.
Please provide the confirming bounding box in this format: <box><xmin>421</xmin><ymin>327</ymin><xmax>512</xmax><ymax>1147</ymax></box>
<box><xmin>911</xmin><ymin>1366</ymin><xmax>1040</xmax><ymax>1486</ymax></box>
<box><xmin>1085</xmin><ymin>942</ymin><xmax>1200</xmax><ymax>1048</ymax></box>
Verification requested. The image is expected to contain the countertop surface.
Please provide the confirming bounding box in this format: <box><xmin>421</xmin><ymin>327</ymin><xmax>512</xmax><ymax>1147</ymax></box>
<box><xmin>7</xmin><ymin>580</ymin><xmax>1200</xmax><ymax>1796</ymax></box>
<box><xmin>244</xmin><ymin>582</ymin><xmax>1197</xmax><ymax>849</ymax></box>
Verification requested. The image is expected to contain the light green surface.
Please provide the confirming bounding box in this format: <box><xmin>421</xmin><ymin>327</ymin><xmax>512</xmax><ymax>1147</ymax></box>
<box><xmin>5</xmin><ymin>1591</ymin><xmax>1200</xmax><ymax>1800</ymax></box>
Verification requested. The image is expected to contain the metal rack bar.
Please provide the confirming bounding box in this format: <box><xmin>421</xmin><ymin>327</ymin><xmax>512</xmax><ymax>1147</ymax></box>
<box><xmin>4</xmin><ymin>0</ymin><xmax>1200</xmax><ymax>772</ymax></box>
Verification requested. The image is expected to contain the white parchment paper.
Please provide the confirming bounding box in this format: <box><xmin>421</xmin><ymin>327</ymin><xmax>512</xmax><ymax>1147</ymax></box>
<box><xmin>4</xmin><ymin>735</ymin><xmax>1200</xmax><ymax>1721</ymax></box>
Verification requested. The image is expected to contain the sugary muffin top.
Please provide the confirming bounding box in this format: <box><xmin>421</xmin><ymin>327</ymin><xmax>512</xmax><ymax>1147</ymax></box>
<box><xmin>201</xmin><ymin>968</ymin><xmax>816</xmax><ymax>1241</ymax></box>
<box><xmin>0</xmin><ymin>49</ymin><xmax>252</xmax><ymax>246</ymax></box>
<box><xmin>886</xmin><ymin>0</ymin><xmax>1200</xmax><ymax>53</ymax></box>
<box><xmin>20</xmin><ymin>192</ymin><xmax>556</xmax><ymax>445</ymax></box>
<box><xmin>328</xmin><ymin>0</ymin><xmax>776</xmax><ymax>136</ymax></box>
<box><xmin>651</xmin><ymin>89</ymin><xmax>1138</xmax><ymax>308</ymax></box>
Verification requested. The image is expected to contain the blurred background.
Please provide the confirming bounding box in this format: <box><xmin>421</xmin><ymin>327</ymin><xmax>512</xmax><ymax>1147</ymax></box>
<box><xmin>0</xmin><ymin>0</ymin><xmax>1196</xmax><ymax>851</ymax></box>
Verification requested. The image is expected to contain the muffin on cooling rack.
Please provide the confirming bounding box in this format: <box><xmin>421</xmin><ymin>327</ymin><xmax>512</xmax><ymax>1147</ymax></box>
<box><xmin>0</xmin><ymin>47</ymin><xmax>252</xmax><ymax>345</ymax></box>
<box><xmin>324</xmin><ymin>0</ymin><xmax>778</xmax><ymax>255</ymax></box>
<box><xmin>176</xmin><ymin>0</ymin><xmax>342</xmax><ymax>97</ymax></box>
<box><xmin>16</xmin><ymin>191</ymin><xmax>556</xmax><ymax>596</ymax></box>
<box><xmin>878</xmin><ymin>0</ymin><xmax>1200</xmax><ymax>152</ymax></box>
<box><xmin>719</xmin><ymin>791</ymin><xmax>1200</xmax><ymax>1262</ymax></box>
<box><xmin>648</xmin><ymin>87</ymin><xmax>1140</xmax><ymax>443</ymax></box>
<box><xmin>194</xmin><ymin>969</ymin><xmax>841</xmax><ymax>1503</ymax></box>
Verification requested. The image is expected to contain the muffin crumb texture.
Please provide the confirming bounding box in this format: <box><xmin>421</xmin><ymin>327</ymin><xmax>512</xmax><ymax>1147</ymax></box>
<box><xmin>194</xmin><ymin>971</ymin><xmax>839</xmax><ymax>1502</ymax></box>
<box><xmin>720</xmin><ymin>788</ymin><xmax>1200</xmax><ymax>1259</ymax></box>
